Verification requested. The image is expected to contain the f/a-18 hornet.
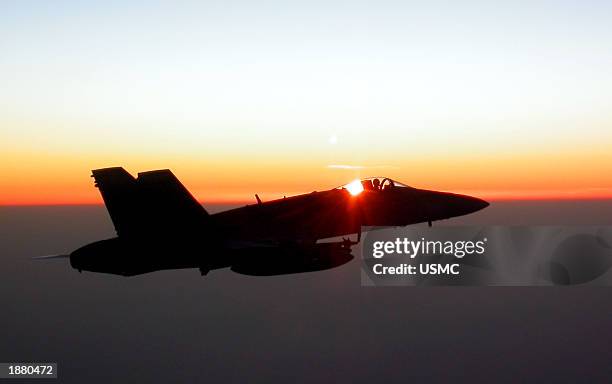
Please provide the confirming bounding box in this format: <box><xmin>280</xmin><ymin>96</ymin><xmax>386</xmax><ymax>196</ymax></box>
<box><xmin>62</xmin><ymin>167</ymin><xmax>488</xmax><ymax>276</ymax></box>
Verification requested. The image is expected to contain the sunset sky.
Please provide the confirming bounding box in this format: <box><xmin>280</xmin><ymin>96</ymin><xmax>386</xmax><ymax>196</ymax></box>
<box><xmin>2</xmin><ymin>1</ymin><xmax>612</xmax><ymax>205</ymax></box>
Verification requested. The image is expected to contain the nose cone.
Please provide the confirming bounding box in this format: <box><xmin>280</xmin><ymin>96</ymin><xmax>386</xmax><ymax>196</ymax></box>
<box><xmin>430</xmin><ymin>192</ymin><xmax>489</xmax><ymax>220</ymax></box>
<box><xmin>460</xmin><ymin>195</ymin><xmax>490</xmax><ymax>215</ymax></box>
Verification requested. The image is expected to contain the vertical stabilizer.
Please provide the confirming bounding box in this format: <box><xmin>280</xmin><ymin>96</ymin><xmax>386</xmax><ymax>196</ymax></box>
<box><xmin>91</xmin><ymin>167</ymin><xmax>208</xmax><ymax>237</ymax></box>
<box><xmin>91</xmin><ymin>167</ymin><xmax>138</xmax><ymax>237</ymax></box>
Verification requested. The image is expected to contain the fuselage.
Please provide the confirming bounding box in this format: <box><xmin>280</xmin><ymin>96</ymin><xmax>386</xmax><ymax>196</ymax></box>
<box><xmin>212</xmin><ymin>183</ymin><xmax>488</xmax><ymax>243</ymax></box>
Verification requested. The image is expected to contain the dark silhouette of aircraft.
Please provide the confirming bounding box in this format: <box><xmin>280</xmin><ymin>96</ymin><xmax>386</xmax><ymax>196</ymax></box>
<box><xmin>55</xmin><ymin>167</ymin><xmax>488</xmax><ymax>276</ymax></box>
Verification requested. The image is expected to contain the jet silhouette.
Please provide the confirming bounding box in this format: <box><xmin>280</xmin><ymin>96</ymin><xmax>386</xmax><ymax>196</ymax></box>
<box><xmin>64</xmin><ymin>167</ymin><xmax>488</xmax><ymax>276</ymax></box>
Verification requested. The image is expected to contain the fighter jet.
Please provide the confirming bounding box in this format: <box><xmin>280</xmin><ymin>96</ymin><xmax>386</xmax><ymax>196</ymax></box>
<box><xmin>62</xmin><ymin>167</ymin><xmax>488</xmax><ymax>276</ymax></box>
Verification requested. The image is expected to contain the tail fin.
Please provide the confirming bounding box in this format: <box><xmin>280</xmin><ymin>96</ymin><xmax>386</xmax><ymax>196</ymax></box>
<box><xmin>92</xmin><ymin>167</ymin><xmax>208</xmax><ymax>237</ymax></box>
<box><xmin>137</xmin><ymin>169</ymin><xmax>208</xmax><ymax>229</ymax></box>
<box><xmin>92</xmin><ymin>167</ymin><xmax>138</xmax><ymax>237</ymax></box>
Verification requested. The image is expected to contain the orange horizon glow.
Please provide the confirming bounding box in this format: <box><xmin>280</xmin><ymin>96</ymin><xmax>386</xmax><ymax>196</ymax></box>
<box><xmin>3</xmin><ymin>191</ymin><xmax>612</xmax><ymax>207</ymax></box>
<box><xmin>3</xmin><ymin>146</ymin><xmax>612</xmax><ymax>206</ymax></box>
<box><xmin>0</xmin><ymin>158</ymin><xmax>612</xmax><ymax>206</ymax></box>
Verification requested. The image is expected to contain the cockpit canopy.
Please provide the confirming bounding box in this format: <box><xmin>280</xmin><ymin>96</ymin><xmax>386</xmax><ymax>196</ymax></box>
<box><xmin>336</xmin><ymin>177</ymin><xmax>412</xmax><ymax>196</ymax></box>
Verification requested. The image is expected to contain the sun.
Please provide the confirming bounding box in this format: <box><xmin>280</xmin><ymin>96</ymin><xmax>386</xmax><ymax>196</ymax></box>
<box><xmin>346</xmin><ymin>179</ymin><xmax>364</xmax><ymax>196</ymax></box>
